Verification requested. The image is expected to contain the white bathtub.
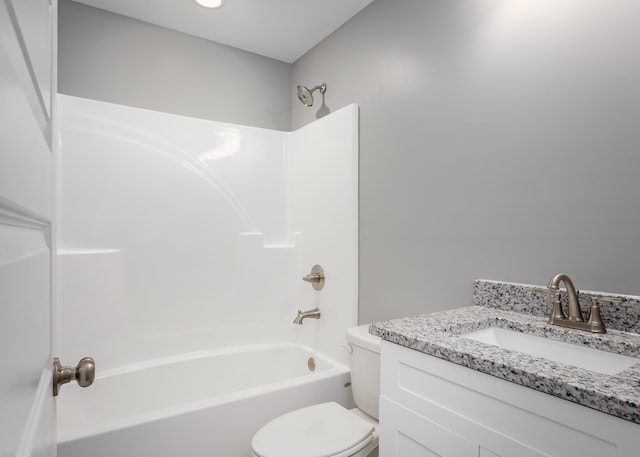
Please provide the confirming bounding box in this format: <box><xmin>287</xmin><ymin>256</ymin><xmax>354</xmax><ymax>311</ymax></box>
<box><xmin>57</xmin><ymin>343</ymin><xmax>353</xmax><ymax>457</ymax></box>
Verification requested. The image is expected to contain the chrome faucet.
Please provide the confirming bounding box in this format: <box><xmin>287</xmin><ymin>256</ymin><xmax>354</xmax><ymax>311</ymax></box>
<box><xmin>293</xmin><ymin>308</ymin><xmax>321</xmax><ymax>325</ymax></box>
<box><xmin>546</xmin><ymin>273</ymin><xmax>620</xmax><ymax>334</ymax></box>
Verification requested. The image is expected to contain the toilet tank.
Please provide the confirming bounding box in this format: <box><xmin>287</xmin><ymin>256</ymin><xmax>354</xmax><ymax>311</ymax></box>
<box><xmin>346</xmin><ymin>325</ymin><xmax>381</xmax><ymax>420</ymax></box>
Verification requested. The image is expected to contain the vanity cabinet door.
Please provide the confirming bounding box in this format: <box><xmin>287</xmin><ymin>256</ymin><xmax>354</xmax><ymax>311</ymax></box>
<box><xmin>379</xmin><ymin>395</ymin><xmax>548</xmax><ymax>457</ymax></box>
<box><xmin>380</xmin><ymin>396</ymin><xmax>478</xmax><ymax>457</ymax></box>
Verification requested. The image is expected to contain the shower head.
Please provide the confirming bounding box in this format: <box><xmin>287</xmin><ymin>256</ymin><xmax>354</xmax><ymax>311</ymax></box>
<box><xmin>297</xmin><ymin>83</ymin><xmax>327</xmax><ymax>107</ymax></box>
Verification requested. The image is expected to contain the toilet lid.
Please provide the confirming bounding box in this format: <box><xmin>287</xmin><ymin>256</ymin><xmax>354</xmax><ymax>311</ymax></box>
<box><xmin>251</xmin><ymin>402</ymin><xmax>374</xmax><ymax>457</ymax></box>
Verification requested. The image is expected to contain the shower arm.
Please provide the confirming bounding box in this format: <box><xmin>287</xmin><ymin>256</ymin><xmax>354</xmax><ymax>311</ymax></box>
<box><xmin>310</xmin><ymin>84</ymin><xmax>327</xmax><ymax>95</ymax></box>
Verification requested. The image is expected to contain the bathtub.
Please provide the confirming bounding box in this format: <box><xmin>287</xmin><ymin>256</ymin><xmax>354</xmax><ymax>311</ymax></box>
<box><xmin>57</xmin><ymin>343</ymin><xmax>353</xmax><ymax>457</ymax></box>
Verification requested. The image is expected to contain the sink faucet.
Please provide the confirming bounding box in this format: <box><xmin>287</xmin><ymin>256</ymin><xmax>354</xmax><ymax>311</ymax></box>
<box><xmin>293</xmin><ymin>308</ymin><xmax>321</xmax><ymax>325</ymax></box>
<box><xmin>546</xmin><ymin>273</ymin><xmax>620</xmax><ymax>334</ymax></box>
<box><xmin>548</xmin><ymin>273</ymin><xmax>583</xmax><ymax>322</ymax></box>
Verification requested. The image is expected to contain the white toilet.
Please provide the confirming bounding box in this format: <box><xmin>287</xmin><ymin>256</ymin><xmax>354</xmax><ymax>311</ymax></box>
<box><xmin>251</xmin><ymin>324</ymin><xmax>381</xmax><ymax>457</ymax></box>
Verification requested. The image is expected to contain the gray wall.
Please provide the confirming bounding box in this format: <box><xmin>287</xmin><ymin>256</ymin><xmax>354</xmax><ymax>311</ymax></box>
<box><xmin>58</xmin><ymin>0</ymin><xmax>291</xmax><ymax>130</ymax></box>
<box><xmin>292</xmin><ymin>0</ymin><xmax>640</xmax><ymax>323</ymax></box>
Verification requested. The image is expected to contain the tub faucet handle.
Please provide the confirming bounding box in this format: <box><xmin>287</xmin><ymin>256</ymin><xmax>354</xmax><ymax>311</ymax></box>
<box><xmin>302</xmin><ymin>265</ymin><xmax>325</xmax><ymax>290</ymax></box>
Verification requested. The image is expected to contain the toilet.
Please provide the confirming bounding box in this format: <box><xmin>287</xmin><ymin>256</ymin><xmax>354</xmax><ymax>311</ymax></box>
<box><xmin>251</xmin><ymin>324</ymin><xmax>381</xmax><ymax>457</ymax></box>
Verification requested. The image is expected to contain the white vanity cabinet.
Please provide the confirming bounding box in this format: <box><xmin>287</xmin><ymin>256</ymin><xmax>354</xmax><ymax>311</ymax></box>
<box><xmin>379</xmin><ymin>341</ymin><xmax>640</xmax><ymax>457</ymax></box>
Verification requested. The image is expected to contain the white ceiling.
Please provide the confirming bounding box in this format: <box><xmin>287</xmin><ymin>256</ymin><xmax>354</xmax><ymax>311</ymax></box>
<box><xmin>70</xmin><ymin>0</ymin><xmax>375</xmax><ymax>63</ymax></box>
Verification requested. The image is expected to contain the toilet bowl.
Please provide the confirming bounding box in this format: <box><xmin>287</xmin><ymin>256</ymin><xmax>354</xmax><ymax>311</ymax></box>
<box><xmin>251</xmin><ymin>325</ymin><xmax>381</xmax><ymax>457</ymax></box>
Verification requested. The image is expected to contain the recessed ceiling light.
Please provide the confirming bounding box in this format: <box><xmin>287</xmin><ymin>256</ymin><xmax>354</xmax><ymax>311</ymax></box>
<box><xmin>193</xmin><ymin>0</ymin><xmax>223</xmax><ymax>8</ymax></box>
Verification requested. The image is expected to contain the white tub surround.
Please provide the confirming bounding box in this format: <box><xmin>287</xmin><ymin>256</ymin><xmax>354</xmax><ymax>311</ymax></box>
<box><xmin>57</xmin><ymin>95</ymin><xmax>358</xmax><ymax>370</ymax></box>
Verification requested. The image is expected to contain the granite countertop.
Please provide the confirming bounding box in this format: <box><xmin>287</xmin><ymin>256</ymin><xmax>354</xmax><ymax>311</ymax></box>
<box><xmin>370</xmin><ymin>306</ymin><xmax>640</xmax><ymax>424</ymax></box>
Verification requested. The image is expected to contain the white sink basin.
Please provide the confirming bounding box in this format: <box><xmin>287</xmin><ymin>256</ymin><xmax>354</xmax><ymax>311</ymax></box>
<box><xmin>461</xmin><ymin>327</ymin><xmax>638</xmax><ymax>375</ymax></box>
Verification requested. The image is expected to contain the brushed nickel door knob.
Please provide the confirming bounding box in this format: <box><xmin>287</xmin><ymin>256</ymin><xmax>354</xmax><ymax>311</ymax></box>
<box><xmin>53</xmin><ymin>357</ymin><xmax>95</xmax><ymax>396</ymax></box>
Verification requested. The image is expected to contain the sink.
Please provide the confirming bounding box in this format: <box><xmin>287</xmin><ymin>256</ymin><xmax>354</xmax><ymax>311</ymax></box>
<box><xmin>461</xmin><ymin>327</ymin><xmax>638</xmax><ymax>375</ymax></box>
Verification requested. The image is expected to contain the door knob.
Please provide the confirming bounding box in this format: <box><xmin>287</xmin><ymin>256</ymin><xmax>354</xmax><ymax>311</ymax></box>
<box><xmin>53</xmin><ymin>357</ymin><xmax>95</xmax><ymax>396</ymax></box>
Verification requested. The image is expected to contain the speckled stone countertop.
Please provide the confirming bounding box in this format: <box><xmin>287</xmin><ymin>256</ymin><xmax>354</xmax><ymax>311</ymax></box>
<box><xmin>370</xmin><ymin>305</ymin><xmax>640</xmax><ymax>424</ymax></box>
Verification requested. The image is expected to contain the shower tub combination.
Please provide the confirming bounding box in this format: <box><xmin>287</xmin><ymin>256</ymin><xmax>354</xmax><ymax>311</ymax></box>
<box><xmin>56</xmin><ymin>96</ymin><xmax>359</xmax><ymax>456</ymax></box>
<box><xmin>57</xmin><ymin>344</ymin><xmax>353</xmax><ymax>457</ymax></box>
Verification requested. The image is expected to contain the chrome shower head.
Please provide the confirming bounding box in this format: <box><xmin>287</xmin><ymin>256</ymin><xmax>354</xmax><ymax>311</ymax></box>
<box><xmin>297</xmin><ymin>83</ymin><xmax>326</xmax><ymax>107</ymax></box>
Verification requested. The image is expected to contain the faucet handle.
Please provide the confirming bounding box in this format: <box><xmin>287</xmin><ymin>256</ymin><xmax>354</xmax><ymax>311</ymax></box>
<box><xmin>538</xmin><ymin>288</ymin><xmax>565</xmax><ymax>322</ymax></box>
<box><xmin>547</xmin><ymin>290</ymin><xmax>565</xmax><ymax>324</ymax></box>
<box><xmin>587</xmin><ymin>296</ymin><xmax>620</xmax><ymax>334</ymax></box>
<box><xmin>302</xmin><ymin>265</ymin><xmax>325</xmax><ymax>291</ymax></box>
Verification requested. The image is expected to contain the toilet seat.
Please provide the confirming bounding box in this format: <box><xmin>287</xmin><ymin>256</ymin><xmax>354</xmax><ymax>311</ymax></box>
<box><xmin>251</xmin><ymin>402</ymin><xmax>374</xmax><ymax>457</ymax></box>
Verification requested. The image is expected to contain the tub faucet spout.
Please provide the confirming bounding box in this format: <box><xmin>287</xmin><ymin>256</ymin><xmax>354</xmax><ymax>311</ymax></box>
<box><xmin>293</xmin><ymin>308</ymin><xmax>321</xmax><ymax>325</ymax></box>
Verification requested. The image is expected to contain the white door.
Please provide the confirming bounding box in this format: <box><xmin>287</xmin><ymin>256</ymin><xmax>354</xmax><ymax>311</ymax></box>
<box><xmin>0</xmin><ymin>1</ymin><xmax>57</xmax><ymax>457</ymax></box>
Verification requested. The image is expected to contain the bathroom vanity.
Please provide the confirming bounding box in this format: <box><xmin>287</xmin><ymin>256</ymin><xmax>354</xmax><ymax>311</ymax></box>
<box><xmin>371</xmin><ymin>280</ymin><xmax>640</xmax><ymax>457</ymax></box>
